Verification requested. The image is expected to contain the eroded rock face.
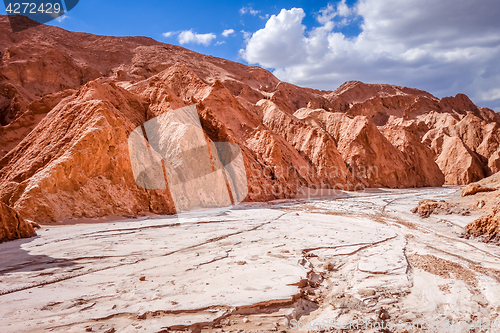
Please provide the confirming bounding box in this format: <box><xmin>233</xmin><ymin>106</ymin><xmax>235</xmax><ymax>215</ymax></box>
<box><xmin>457</xmin><ymin>172</ymin><xmax>500</xmax><ymax>243</ymax></box>
<box><xmin>294</xmin><ymin>108</ymin><xmax>444</xmax><ymax>188</ymax></box>
<box><xmin>465</xmin><ymin>205</ymin><xmax>500</xmax><ymax>243</ymax></box>
<box><xmin>435</xmin><ymin>135</ymin><xmax>485</xmax><ymax>184</ymax></box>
<box><xmin>381</xmin><ymin>122</ymin><xmax>445</xmax><ymax>187</ymax></box>
<box><xmin>0</xmin><ymin>202</ymin><xmax>35</xmax><ymax>242</ymax></box>
<box><xmin>0</xmin><ymin>79</ymin><xmax>175</xmax><ymax>223</ymax></box>
<box><xmin>0</xmin><ymin>15</ymin><xmax>499</xmax><ymax>227</ymax></box>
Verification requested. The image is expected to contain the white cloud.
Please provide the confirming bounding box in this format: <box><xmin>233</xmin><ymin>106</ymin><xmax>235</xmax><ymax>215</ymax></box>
<box><xmin>240</xmin><ymin>8</ymin><xmax>308</xmax><ymax>68</ymax></box>
<box><xmin>162</xmin><ymin>31</ymin><xmax>175</xmax><ymax>38</ymax></box>
<box><xmin>316</xmin><ymin>0</ymin><xmax>352</xmax><ymax>26</ymax></box>
<box><xmin>240</xmin><ymin>0</ymin><xmax>500</xmax><ymax>111</ymax></box>
<box><xmin>240</xmin><ymin>6</ymin><xmax>260</xmax><ymax>16</ymax></box>
<box><xmin>216</xmin><ymin>41</ymin><xmax>226</xmax><ymax>46</ymax></box>
<box><xmin>222</xmin><ymin>29</ymin><xmax>235</xmax><ymax>37</ymax></box>
<box><xmin>178</xmin><ymin>30</ymin><xmax>217</xmax><ymax>46</ymax></box>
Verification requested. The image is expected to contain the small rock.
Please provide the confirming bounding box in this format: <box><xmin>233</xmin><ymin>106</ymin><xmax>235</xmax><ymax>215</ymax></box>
<box><xmin>359</xmin><ymin>288</ymin><xmax>376</xmax><ymax>296</ymax></box>
<box><xmin>323</xmin><ymin>262</ymin><xmax>334</xmax><ymax>270</ymax></box>
<box><xmin>104</xmin><ymin>328</ymin><xmax>116</xmax><ymax>333</ymax></box>
<box><xmin>378</xmin><ymin>308</ymin><xmax>390</xmax><ymax>320</ymax></box>
<box><xmin>242</xmin><ymin>317</ymin><xmax>249</xmax><ymax>323</ymax></box>
<box><xmin>139</xmin><ymin>276</ymin><xmax>146</xmax><ymax>281</ymax></box>
<box><xmin>296</xmin><ymin>279</ymin><xmax>308</xmax><ymax>288</ymax></box>
<box><xmin>236</xmin><ymin>261</ymin><xmax>247</xmax><ymax>265</ymax></box>
<box><xmin>85</xmin><ymin>327</ymin><xmax>92</xmax><ymax>332</ymax></box>
<box><xmin>137</xmin><ymin>313</ymin><xmax>147</xmax><ymax>320</ymax></box>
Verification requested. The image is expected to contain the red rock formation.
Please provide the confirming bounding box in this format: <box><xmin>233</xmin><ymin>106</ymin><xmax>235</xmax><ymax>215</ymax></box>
<box><xmin>0</xmin><ymin>79</ymin><xmax>175</xmax><ymax>223</ymax></box>
<box><xmin>295</xmin><ymin>108</ymin><xmax>444</xmax><ymax>188</ymax></box>
<box><xmin>0</xmin><ymin>15</ymin><xmax>499</xmax><ymax>229</ymax></box>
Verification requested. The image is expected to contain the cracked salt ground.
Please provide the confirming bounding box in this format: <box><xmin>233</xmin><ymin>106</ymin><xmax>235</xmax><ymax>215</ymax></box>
<box><xmin>2</xmin><ymin>188</ymin><xmax>500</xmax><ymax>332</ymax></box>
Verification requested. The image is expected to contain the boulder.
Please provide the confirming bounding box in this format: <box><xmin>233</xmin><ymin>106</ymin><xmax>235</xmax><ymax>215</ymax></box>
<box><xmin>0</xmin><ymin>202</ymin><xmax>35</xmax><ymax>242</ymax></box>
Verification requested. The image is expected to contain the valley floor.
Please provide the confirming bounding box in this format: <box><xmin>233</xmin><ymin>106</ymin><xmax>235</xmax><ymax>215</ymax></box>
<box><xmin>1</xmin><ymin>187</ymin><xmax>500</xmax><ymax>333</ymax></box>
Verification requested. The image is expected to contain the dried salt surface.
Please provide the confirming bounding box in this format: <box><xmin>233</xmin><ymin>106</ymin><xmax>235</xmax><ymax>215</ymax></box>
<box><xmin>2</xmin><ymin>188</ymin><xmax>500</xmax><ymax>332</ymax></box>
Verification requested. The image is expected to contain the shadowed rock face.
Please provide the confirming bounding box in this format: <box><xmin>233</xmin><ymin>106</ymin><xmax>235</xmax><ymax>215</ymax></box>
<box><xmin>0</xmin><ymin>15</ymin><xmax>499</xmax><ymax>226</ymax></box>
<box><xmin>0</xmin><ymin>201</ymin><xmax>35</xmax><ymax>242</ymax></box>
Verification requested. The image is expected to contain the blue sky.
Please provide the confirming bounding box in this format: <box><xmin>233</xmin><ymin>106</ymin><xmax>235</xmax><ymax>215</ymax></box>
<box><xmin>2</xmin><ymin>0</ymin><xmax>500</xmax><ymax>111</ymax></box>
<box><xmin>0</xmin><ymin>0</ymin><xmax>360</xmax><ymax>62</ymax></box>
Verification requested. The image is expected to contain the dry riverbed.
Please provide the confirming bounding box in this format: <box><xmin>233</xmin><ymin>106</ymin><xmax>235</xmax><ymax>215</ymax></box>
<box><xmin>2</xmin><ymin>187</ymin><xmax>500</xmax><ymax>333</ymax></box>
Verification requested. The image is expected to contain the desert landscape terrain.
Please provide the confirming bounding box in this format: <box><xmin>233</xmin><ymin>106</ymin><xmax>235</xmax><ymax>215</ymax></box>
<box><xmin>1</xmin><ymin>14</ymin><xmax>500</xmax><ymax>333</ymax></box>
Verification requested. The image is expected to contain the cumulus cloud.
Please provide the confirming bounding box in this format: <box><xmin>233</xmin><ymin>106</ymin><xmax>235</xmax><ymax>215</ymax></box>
<box><xmin>222</xmin><ymin>29</ymin><xmax>235</xmax><ymax>37</ymax></box>
<box><xmin>240</xmin><ymin>8</ymin><xmax>308</xmax><ymax>68</ymax></box>
<box><xmin>178</xmin><ymin>30</ymin><xmax>216</xmax><ymax>46</ymax></box>
<box><xmin>240</xmin><ymin>0</ymin><xmax>500</xmax><ymax>111</ymax></box>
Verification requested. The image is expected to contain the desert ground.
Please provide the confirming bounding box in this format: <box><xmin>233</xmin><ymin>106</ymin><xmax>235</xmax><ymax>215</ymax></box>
<box><xmin>2</xmin><ymin>186</ymin><xmax>500</xmax><ymax>333</ymax></box>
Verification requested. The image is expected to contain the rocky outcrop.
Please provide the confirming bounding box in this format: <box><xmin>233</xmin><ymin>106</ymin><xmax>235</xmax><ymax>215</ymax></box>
<box><xmin>465</xmin><ymin>205</ymin><xmax>500</xmax><ymax>243</ymax></box>
<box><xmin>435</xmin><ymin>171</ymin><xmax>500</xmax><ymax>243</ymax></box>
<box><xmin>462</xmin><ymin>183</ymin><xmax>496</xmax><ymax>197</ymax></box>
<box><xmin>0</xmin><ymin>202</ymin><xmax>35</xmax><ymax>242</ymax></box>
<box><xmin>411</xmin><ymin>199</ymin><xmax>470</xmax><ymax>218</ymax></box>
